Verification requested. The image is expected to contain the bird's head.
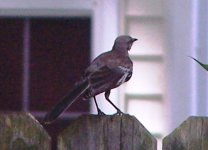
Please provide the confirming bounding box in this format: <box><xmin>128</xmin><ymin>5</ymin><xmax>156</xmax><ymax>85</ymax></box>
<box><xmin>112</xmin><ymin>35</ymin><xmax>137</xmax><ymax>52</ymax></box>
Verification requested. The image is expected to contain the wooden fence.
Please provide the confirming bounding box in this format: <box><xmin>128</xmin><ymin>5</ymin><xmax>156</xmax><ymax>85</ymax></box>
<box><xmin>0</xmin><ymin>112</ymin><xmax>207</xmax><ymax>150</ymax></box>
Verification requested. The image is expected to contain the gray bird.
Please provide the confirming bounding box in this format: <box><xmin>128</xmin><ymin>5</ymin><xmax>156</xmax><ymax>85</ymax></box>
<box><xmin>44</xmin><ymin>35</ymin><xmax>137</xmax><ymax>124</ymax></box>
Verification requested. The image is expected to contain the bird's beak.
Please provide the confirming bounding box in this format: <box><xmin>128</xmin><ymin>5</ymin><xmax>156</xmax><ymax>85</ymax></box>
<box><xmin>128</xmin><ymin>38</ymin><xmax>138</xmax><ymax>51</ymax></box>
<box><xmin>132</xmin><ymin>38</ymin><xmax>138</xmax><ymax>42</ymax></box>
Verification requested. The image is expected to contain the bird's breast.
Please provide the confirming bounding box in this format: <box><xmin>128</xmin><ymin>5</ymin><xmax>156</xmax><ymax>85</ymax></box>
<box><xmin>116</xmin><ymin>66</ymin><xmax>132</xmax><ymax>86</ymax></box>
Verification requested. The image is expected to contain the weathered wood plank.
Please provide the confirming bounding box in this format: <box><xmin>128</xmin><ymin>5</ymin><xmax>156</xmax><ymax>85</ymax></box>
<box><xmin>0</xmin><ymin>112</ymin><xmax>51</xmax><ymax>150</ymax></box>
<box><xmin>163</xmin><ymin>116</ymin><xmax>208</xmax><ymax>150</ymax></box>
<box><xmin>58</xmin><ymin>114</ymin><xmax>157</xmax><ymax>150</ymax></box>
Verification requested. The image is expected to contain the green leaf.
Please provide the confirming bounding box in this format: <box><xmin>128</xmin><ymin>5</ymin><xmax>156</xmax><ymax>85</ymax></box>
<box><xmin>190</xmin><ymin>56</ymin><xmax>208</xmax><ymax>71</ymax></box>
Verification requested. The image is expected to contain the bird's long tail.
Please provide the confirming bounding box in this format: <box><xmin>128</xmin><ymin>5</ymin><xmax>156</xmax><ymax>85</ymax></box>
<box><xmin>43</xmin><ymin>79</ymin><xmax>89</xmax><ymax>124</ymax></box>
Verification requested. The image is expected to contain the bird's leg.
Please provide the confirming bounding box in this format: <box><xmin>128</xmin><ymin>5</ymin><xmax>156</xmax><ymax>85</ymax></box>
<box><xmin>93</xmin><ymin>96</ymin><xmax>105</xmax><ymax>115</ymax></box>
<box><xmin>105</xmin><ymin>90</ymin><xmax>124</xmax><ymax>115</ymax></box>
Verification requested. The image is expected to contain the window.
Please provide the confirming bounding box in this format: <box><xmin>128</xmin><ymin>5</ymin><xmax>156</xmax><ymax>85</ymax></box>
<box><xmin>0</xmin><ymin>17</ymin><xmax>91</xmax><ymax>150</ymax></box>
<box><xmin>0</xmin><ymin>18</ymin><xmax>23</xmax><ymax>110</ymax></box>
<box><xmin>119</xmin><ymin>0</ymin><xmax>168</xmax><ymax>143</ymax></box>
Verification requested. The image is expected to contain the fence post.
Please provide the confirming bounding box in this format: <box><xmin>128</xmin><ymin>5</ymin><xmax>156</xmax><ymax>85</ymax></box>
<box><xmin>163</xmin><ymin>116</ymin><xmax>208</xmax><ymax>150</ymax></box>
<box><xmin>0</xmin><ymin>112</ymin><xmax>51</xmax><ymax>150</ymax></box>
<box><xmin>58</xmin><ymin>114</ymin><xmax>157</xmax><ymax>150</ymax></box>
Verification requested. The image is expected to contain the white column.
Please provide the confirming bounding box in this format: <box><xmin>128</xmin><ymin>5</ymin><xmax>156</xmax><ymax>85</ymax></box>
<box><xmin>190</xmin><ymin>0</ymin><xmax>198</xmax><ymax>116</ymax></box>
<box><xmin>165</xmin><ymin>0</ymin><xmax>197</xmax><ymax>130</ymax></box>
<box><xmin>196</xmin><ymin>0</ymin><xmax>208</xmax><ymax>116</ymax></box>
<box><xmin>91</xmin><ymin>0</ymin><xmax>119</xmax><ymax>114</ymax></box>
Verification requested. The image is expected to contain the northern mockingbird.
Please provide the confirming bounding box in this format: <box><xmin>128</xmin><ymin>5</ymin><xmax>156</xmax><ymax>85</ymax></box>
<box><xmin>44</xmin><ymin>35</ymin><xmax>137</xmax><ymax>124</ymax></box>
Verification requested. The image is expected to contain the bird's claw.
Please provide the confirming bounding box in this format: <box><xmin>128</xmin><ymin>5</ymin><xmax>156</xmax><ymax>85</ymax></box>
<box><xmin>97</xmin><ymin>109</ymin><xmax>106</xmax><ymax>116</ymax></box>
<box><xmin>114</xmin><ymin>110</ymin><xmax>124</xmax><ymax>115</ymax></box>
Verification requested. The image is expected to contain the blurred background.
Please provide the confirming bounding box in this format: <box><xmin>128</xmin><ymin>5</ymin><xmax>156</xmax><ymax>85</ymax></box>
<box><xmin>1</xmin><ymin>0</ymin><xmax>208</xmax><ymax>149</ymax></box>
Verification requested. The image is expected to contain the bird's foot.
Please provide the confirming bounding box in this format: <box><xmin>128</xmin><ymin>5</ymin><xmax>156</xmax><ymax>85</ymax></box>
<box><xmin>97</xmin><ymin>109</ymin><xmax>106</xmax><ymax>116</ymax></box>
<box><xmin>114</xmin><ymin>109</ymin><xmax>124</xmax><ymax>115</ymax></box>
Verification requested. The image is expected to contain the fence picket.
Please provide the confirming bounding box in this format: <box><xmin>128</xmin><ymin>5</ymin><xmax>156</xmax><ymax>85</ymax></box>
<box><xmin>58</xmin><ymin>114</ymin><xmax>157</xmax><ymax>150</ymax></box>
<box><xmin>163</xmin><ymin>116</ymin><xmax>208</xmax><ymax>150</ymax></box>
<box><xmin>0</xmin><ymin>112</ymin><xmax>51</xmax><ymax>150</ymax></box>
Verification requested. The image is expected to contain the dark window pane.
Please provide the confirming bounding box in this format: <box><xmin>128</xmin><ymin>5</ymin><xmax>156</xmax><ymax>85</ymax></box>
<box><xmin>0</xmin><ymin>18</ymin><xmax>23</xmax><ymax>110</ymax></box>
<box><xmin>30</xmin><ymin>18</ymin><xmax>91</xmax><ymax>112</ymax></box>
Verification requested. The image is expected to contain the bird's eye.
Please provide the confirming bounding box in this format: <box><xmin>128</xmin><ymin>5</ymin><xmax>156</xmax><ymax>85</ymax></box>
<box><xmin>127</xmin><ymin>40</ymin><xmax>132</xmax><ymax>44</ymax></box>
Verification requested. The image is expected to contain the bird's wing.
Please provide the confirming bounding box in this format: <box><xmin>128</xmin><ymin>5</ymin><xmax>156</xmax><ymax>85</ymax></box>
<box><xmin>88</xmin><ymin>65</ymin><xmax>132</xmax><ymax>94</ymax></box>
